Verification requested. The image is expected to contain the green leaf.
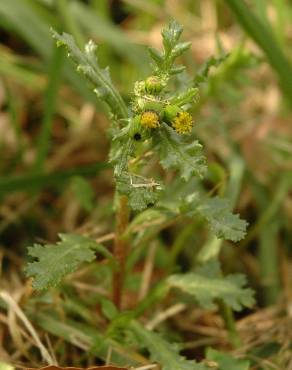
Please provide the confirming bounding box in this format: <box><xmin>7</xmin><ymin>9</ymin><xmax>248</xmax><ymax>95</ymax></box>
<box><xmin>181</xmin><ymin>194</ymin><xmax>248</xmax><ymax>242</ymax></box>
<box><xmin>148</xmin><ymin>46</ymin><xmax>163</xmax><ymax>66</ymax></box>
<box><xmin>206</xmin><ymin>348</ymin><xmax>250</xmax><ymax>370</ymax></box>
<box><xmin>167</xmin><ymin>260</ymin><xmax>255</xmax><ymax>311</ymax></box>
<box><xmin>194</xmin><ymin>54</ymin><xmax>229</xmax><ymax>86</ymax></box>
<box><xmin>171</xmin><ymin>41</ymin><xmax>191</xmax><ymax>58</ymax></box>
<box><xmin>25</xmin><ymin>234</ymin><xmax>104</xmax><ymax>290</ymax></box>
<box><xmin>110</xmin><ymin>136</ymin><xmax>134</xmax><ymax>177</ymax></box>
<box><xmin>225</xmin><ymin>0</ymin><xmax>292</xmax><ymax>102</ymax></box>
<box><xmin>71</xmin><ymin>176</ymin><xmax>94</xmax><ymax>212</ymax></box>
<box><xmin>51</xmin><ymin>30</ymin><xmax>128</xmax><ymax>119</ymax></box>
<box><xmin>130</xmin><ymin>321</ymin><xmax>209</xmax><ymax>370</ymax></box>
<box><xmin>149</xmin><ymin>20</ymin><xmax>190</xmax><ymax>76</ymax></box>
<box><xmin>100</xmin><ymin>298</ymin><xmax>119</xmax><ymax>321</ymax></box>
<box><xmin>129</xmin><ymin>209</ymin><xmax>167</xmax><ymax>231</ymax></box>
<box><xmin>155</xmin><ymin>123</ymin><xmax>206</xmax><ymax>181</ymax></box>
<box><xmin>33</xmin><ymin>312</ymin><xmax>141</xmax><ymax>366</ymax></box>
<box><xmin>33</xmin><ymin>45</ymin><xmax>64</xmax><ymax>173</ymax></box>
<box><xmin>169</xmin><ymin>87</ymin><xmax>200</xmax><ymax>107</ymax></box>
<box><xmin>197</xmin><ymin>197</ymin><xmax>248</xmax><ymax>242</ymax></box>
<box><xmin>116</xmin><ymin>172</ymin><xmax>162</xmax><ymax>211</ymax></box>
<box><xmin>161</xmin><ymin>20</ymin><xmax>184</xmax><ymax>53</ymax></box>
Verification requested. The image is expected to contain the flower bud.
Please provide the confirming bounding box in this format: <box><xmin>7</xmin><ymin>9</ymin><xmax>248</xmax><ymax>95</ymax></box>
<box><xmin>145</xmin><ymin>76</ymin><xmax>164</xmax><ymax>94</ymax></box>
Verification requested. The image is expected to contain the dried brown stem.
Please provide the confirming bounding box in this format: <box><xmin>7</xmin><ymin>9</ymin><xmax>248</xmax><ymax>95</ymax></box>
<box><xmin>113</xmin><ymin>195</ymin><xmax>130</xmax><ymax>309</ymax></box>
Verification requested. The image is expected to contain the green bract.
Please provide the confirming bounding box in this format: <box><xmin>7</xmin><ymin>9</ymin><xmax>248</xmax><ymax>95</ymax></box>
<box><xmin>145</xmin><ymin>75</ymin><xmax>165</xmax><ymax>94</ymax></box>
<box><xmin>163</xmin><ymin>105</ymin><xmax>181</xmax><ymax>122</ymax></box>
<box><xmin>129</xmin><ymin>115</ymin><xmax>143</xmax><ymax>141</ymax></box>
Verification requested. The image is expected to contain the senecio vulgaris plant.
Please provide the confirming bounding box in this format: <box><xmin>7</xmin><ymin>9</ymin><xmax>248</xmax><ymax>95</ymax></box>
<box><xmin>25</xmin><ymin>21</ymin><xmax>255</xmax><ymax>369</ymax></box>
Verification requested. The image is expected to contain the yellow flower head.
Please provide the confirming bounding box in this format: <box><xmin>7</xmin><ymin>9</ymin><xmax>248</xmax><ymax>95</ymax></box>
<box><xmin>140</xmin><ymin>110</ymin><xmax>160</xmax><ymax>129</ymax></box>
<box><xmin>172</xmin><ymin>111</ymin><xmax>193</xmax><ymax>134</ymax></box>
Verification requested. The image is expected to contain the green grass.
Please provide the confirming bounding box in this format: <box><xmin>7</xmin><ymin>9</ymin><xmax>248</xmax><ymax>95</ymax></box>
<box><xmin>225</xmin><ymin>0</ymin><xmax>292</xmax><ymax>101</ymax></box>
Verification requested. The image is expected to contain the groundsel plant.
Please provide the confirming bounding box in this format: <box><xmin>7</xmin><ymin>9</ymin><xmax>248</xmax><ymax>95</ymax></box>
<box><xmin>25</xmin><ymin>21</ymin><xmax>254</xmax><ymax>369</ymax></box>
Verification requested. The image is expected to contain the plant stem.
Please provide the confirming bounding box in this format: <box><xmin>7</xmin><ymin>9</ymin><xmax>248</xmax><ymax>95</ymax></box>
<box><xmin>113</xmin><ymin>195</ymin><xmax>130</xmax><ymax>309</ymax></box>
<box><xmin>219</xmin><ymin>302</ymin><xmax>241</xmax><ymax>348</ymax></box>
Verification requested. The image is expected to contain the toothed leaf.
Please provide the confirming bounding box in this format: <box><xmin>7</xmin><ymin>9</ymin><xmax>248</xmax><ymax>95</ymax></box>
<box><xmin>155</xmin><ymin>123</ymin><xmax>207</xmax><ymax>181</ymax></box>
<box><xmin>197</xmin><ymin>197</ymin><xmax>248</xmax><ymax>242</ymax></box>
<box><xmin>149</xmin><ymin>20</ymin><xmax>190</xmax><ymax>76</ymax></box>
<box><xmin>52</xmin><ymin>30</ymin><xmax>128</xmax><ymax>119</ymax></box>
<box><xmin>130</xmin><ymin>321</ymin><xmax>209</xmax><ymax>370</ymax></box>
<box><xmin>161</xmin><ymin>20</ymin><xmax>183</xmax><ymax>53</ymax></box>
<box><xmin>110</xmin><ymin>136</ymin><xmax>135</xmax><ymax>177</ymax></box>
<box><xmin>167</xmin><ymin>260</ymin><xmax>255</xmax><ymax>311</ymax></box>
<box><xmin>116</xmin><ymin>172</ymin><xmax>162</xmax><ymax>211</ymax></box>
<box><xmin>25</xmin><ymin>234</ymin><xmax>106</xmax><ymax>290</ymax></box>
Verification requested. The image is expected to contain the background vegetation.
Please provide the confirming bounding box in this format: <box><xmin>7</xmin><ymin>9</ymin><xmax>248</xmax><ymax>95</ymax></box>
<box><xmin>0</xmin><ymin>1</ymin><xmax>291</xmax><ymax>369</ymax></box>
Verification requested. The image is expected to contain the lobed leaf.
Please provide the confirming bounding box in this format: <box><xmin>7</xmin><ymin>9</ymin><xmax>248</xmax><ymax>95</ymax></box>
<box><xmin>116</xmin><ymin>172</ymin><xmax>162</xmax><ymax>211</ymax></box>
<box><xmin>167</xmin><ymin>260</ymin><xmax>255</xmax><ymax>311</ymax></box>
<box><xmin>110</xmin><ymin>136</ymin><xmax>134</xmax><ymax>177</ymax></box>
<box><xmin>25</xmin><ymin>234</ymin><xmax>107</xmax><ymax>290</ymax></box>
<box><xmin>197</xmin><ymin>197</ymin><xmax>248</xmax><ymax>242</ymax></box>
<box><xmin>155</xmin><ymin>123</ymin><xmax>207</xmax><ymax>181</ymax></box>
<box><xmin>148</xmin><ymin>47</ymin><xmax>164</xmax><ymax>66</ymax></box>
<box><xmin>130</xmin><ymin>321</ymin><xmax>209</xmax><ymax>370</ymax></box>
<box><xmin>180</xmin><ymin>191</ymin><xmax>247</xmax><ymax>242</ymax></box>
<box><xmin>194</xmin><ymin>54</ymin><xmax>229</xmax><ymax>86</ymax></box>
<box><xmin>51</xmin><ymin>30</ymin><xmax>128</xmax><ymax>119</ymax></box>
<box><xmin>161</xmin><ymin>20</ymin><xmax>184</xmax><ymax>54</ymax></box>
<box><xmin>149</xmin><ymin>20</ymin><xmax>190</xmax><ymax>76</ymax></box>
<box><xmin>169</xmin><ymin>87</ymin><xmax>200</xmax><ymax>107</ymax></box>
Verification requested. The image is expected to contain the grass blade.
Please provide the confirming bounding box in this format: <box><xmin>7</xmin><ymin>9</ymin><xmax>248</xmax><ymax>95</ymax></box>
<box><xmin>0</xmin><ymin>0</ymin><xmax>95</xmax><ymax>102</ymax></box>
<box><xmin>33</xmin><ymin>45</ymin><xmax>65</xmax><ymax>173</ymax></box>
<box><xmin>56</xmin><ymin>0</ymin><xmax>86</xmax><ymax>48</ymax></box>
<box><xmin>224</xmin><ymin>0</ymin><xmax>292</xmax><ymax>101</ymax></box>
<box><xmin>0</xmin><ymin>163</ymin><xmax>110</xmax><ymax>195</ymax></box>
<box><xmin>71</xmin><ymin>1</ymin><xmax>148</xmax><ymax>68</ymax></box>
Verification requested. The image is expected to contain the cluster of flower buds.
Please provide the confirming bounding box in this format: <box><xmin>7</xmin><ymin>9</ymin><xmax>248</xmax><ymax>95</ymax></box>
<box><xmin>130</xmin><ymin>75</ymin><xmax>195</xmax><ymax>141</ymax></box>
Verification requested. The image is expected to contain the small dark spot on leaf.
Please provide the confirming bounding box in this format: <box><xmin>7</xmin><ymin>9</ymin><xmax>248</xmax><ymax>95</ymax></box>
<box><xmin>133</xmin><ymin>133</ymin><xmax>142</xmax><ymax>141</ymax></box>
